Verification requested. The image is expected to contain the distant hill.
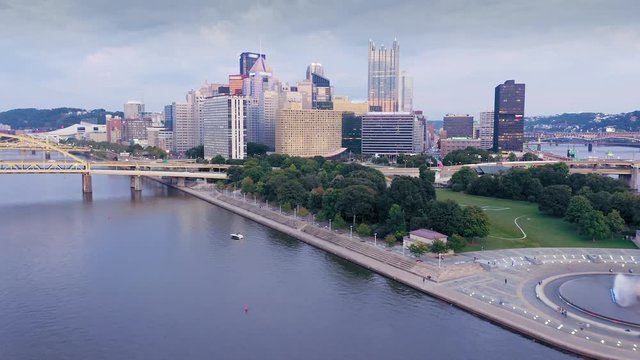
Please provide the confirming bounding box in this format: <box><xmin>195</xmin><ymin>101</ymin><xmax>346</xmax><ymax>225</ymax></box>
<box><xmin>526</xmin><ymin>110</ymin><xmax>640</xmax><ymax>132</ymax></box>
<box><xmin>0</xmin><ymin>108</ymin><xmax>123</xmax><ymax>130</ymax></box>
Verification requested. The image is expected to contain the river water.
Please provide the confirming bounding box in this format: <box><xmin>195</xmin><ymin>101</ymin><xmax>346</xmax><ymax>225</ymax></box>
<box><xmin>0</xmin><ymin>159</ymin><xmax>574</xmax><ymax>359</ymax></box>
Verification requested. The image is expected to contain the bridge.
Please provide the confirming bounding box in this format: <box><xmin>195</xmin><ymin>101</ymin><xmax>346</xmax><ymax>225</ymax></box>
<box><xmin>0</xmin><ymin>133</ymin><xmax>228</xmax><ymax>193</ymax></box>
<box><xmin>536</xmin><ymin>132</ymin><xmax>640</xmax><ymax>142</ymax></box>
<box><xmin>375</xmin><ymin>159</ymin><xmax>640</xmax><ymax>191</ymax></box>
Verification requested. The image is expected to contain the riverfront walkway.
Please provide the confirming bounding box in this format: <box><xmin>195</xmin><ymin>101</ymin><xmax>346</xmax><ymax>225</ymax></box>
<box><xmin>170</xmin><ymin>182</ymin><xmax>639</xmax><ymax>359</ymax></box>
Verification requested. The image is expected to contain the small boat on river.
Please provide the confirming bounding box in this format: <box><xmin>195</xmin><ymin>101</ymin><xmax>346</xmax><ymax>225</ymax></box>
<box><xmin>230</xmin><ymin>233</ymin><xmax>244</xmax><ymax>240</ymax></box>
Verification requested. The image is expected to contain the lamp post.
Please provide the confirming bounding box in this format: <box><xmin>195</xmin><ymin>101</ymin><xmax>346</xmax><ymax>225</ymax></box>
<box><xmin>350</xmin><ymin>225</ymin><xmax>353</xmax><ymax>238</ymax></box>
<box><xmin>438</xmin><ymin>253</ymin><xmax>442</xmax><ymax>268</ymax></box>
<box><xmin>374</xmin><ymin>233</ymin><xmax>377</xmax><ymax>247</ymax></box>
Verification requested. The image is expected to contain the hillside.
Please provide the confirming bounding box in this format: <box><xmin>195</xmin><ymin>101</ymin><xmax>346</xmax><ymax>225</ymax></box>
<box><xmin>0</xmin><ymin>108</ymin><xmax>122</xmax><ymax>130</ymax></box>
<box><xmin>526</xmin><ymin>110</ymin><xmax>640</xmax><ymax>133</ymax></box>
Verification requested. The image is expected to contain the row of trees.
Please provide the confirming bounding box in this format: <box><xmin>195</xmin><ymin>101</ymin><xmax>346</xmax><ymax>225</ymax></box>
<box><xmin>442</xmin><ymin>147</ymin><xmax>541</xmax><ymax>166</ymax></box>
<box><xmin>219</xmin><ymin>153</ymin><xmax>489</xmax><ymax>252</ymax></box>
<box><xmin>450</xmin><ymin>163</ymin><xmax>639</xmax><ymax>240</ymax></box>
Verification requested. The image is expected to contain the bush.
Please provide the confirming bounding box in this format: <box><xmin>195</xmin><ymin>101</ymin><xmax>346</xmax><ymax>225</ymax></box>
<box><xmin>447</xmin><ymin>234</ymin><xmax>467</xmax><ymax>253</ymax></box>
<box><xmin>384</xmin><ymin>234</ymin><xmax>396</xmax><ymax>248</ymax></box>
<box><xmin>332</xmin><ymin>213</ymin><xmax>347</xmax><ymax>229</ymax></box>
<box><xmin>356</xmin><ymin>223</ymin><xmax>371</xmax><ymax>237</ymax></box>
<box><xmin>298</xmin><ymin>207</ymin><xmax>309</xmax><ymax>217</ymax></box>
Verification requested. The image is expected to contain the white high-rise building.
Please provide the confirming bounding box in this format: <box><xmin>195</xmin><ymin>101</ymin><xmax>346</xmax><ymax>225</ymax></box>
<box><xmin>203</xmin><ymin>95</ymin><xmax>248</xmax><ymax>160</ymax></box>
<box><xmin>306</xmin><ymin>63</ymin><xmax>324</xmax><ymax>80</ymax></box>
<box><xmin>172</xmin><ymin>92</ymin><xmax>197</xmax><ymax>154</ymax></box>
<box><xmin>479</xmin><ymin>111</ymin><xmax>495</xmax><ymax>150</ymax></box>
<box><xmin>124</xmin><ymin>101</ymin><xmax>145</xmax><ymax>120</ymax></box>
<box><xmin>399</xmin><ymin>71</ymin><xmax>413</xmax><ymax>112</ymax></box>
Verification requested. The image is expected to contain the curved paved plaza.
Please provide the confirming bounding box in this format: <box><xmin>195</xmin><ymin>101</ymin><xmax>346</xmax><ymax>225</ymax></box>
<box><xmin>445</xmin><ymin>248</ymin><xmax>640</xmax><ymax>358</ymax></box>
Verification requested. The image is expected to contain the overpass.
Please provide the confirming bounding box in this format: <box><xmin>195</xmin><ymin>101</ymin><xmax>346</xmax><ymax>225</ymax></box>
<box><xmin>374</xmin><ymin>159</ymin><xmax>640</xmax><ymax>191</ymax></box>
<box><xmin>0</xmin><ymin>133</ymin><xmax>228</xmax><ymax>193</ymax></box>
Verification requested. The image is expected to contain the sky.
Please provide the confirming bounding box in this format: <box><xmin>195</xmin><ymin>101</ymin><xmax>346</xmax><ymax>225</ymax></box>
<box><xmin>0</xmin><ymin>0</ymin><xmax>638</xmax><ymax>119</ymax></box>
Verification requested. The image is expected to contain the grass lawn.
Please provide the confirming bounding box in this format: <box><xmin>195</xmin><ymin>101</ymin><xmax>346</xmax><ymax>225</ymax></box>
<box><xmin>436</xmin><ymin>189</ymin><xmax>637</xmax><ymax>251</ymax></box>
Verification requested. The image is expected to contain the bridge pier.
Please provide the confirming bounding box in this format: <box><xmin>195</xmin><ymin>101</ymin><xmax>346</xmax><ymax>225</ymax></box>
<box><xmin>45</xmin><ymin>151</ymin><xmax>51</xmax><ymax>160</ymax></box>
<box><xmin>82</xmin><ymin>173</ymin><xmax>92</xmax><ymax>193</ymax></box>
<box><xmin>130</xmin><ymin>175</ymin><xmax>142</xmax><ymax>191</ymax></box>
<box><xmin>632</xmin><ymin>166</ymin><xmax>640</xmax><ymax>192</ymax></box>
<box><xmin>176</xmin><ymin>177</ymin><xmax>185</xmax><ymax>187</ymax></box>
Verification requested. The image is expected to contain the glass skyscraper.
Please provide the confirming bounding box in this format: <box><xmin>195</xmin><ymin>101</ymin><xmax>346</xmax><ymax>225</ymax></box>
<box><xmin>239</xmin><ymin>52</ymin><xmax>266</xmax><ymax>76</ymax></box>
<box><xmin>493</xmin><ymin>80</ymin><xmax>526</xmax><ymax>152</ymax></box>
<box><xmin>367</xmin><ymin>39</ymin><xmax>399</xmax><ymax>112</ymax></box>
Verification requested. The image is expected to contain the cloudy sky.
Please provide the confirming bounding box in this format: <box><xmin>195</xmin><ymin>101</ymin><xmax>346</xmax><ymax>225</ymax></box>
<box><xmin>0</xmin><ymin>0</ymin><xmax>638</xmax><ymax>119</ymax></box>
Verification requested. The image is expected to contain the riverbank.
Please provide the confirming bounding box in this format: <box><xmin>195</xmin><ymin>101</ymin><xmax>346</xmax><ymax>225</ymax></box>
<box><xmin>156</xmin><ymin>179</ymin><xmax>637</xmax><ymax>359</ymax></box>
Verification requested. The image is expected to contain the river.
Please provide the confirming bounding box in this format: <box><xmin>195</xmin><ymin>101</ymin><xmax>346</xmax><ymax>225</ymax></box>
<box><xmin>0</xmin><ymin>164</ymin><xmax>574</xmax><ymax>359</ymax></box>
<box><xmin>530</xmin><ymin>142</ymin><xmax>639</xmax><ymax>161</ymax></box>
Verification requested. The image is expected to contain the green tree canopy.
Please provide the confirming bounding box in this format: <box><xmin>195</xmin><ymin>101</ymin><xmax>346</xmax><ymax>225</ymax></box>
<box><xmin>605</xmin><ymin>209</ymin><xmax>625</xmax><ymax>235</ymax></box>
<box><xmin>247</xmin><ymin>142</ymin><xmax>270</xmax><ymax>156</ymax></box>
<box><xmin>425</xmin><ymin>200</ymin><xmax>463</xmax><ymax>236</ymax></box>
<box><xmin>578</xmin><ymin>210</ymin><xmax>610</xmax><ymax>241</ymax></box>
<box><xmin>447</xmin><ymin>234</ymin><xmax>467</xmax><ymax>253</ymax></box>
<box><xmin>419</xmin><ymin>165</ymin><xmax>436</xmax><ymax>183</ymax></box>
<box><xmin>408</xmin><ymin>242</ymin><xmax>429</xmax><ymax>258</ymax></box>
<box><xmin>336</xmin><ymin>185</ymin><xmax>377</xmax><ymax>223</ymax></box>
<box><xmin>386</xmin><ymin>204</ymin><xmax>407</xmax><ymax>235</ymax></box>
<box><xmin>461</xmin><ymin>206</ymin><xmax>490</xmax><ymax>239</ymax></box>
<box><xmin>185</xmin><ymin>145</ymin><xmax>204</xmax><ymax>159</ymax></box>
<box><xmin>430</xmin><ymin>239</ymin><xmax>448</xmax><ymax>254</ymax></box>
<box><xmin>538</xmin><ymin>185</ymin><xmax>572</xmax><ymax>217</ymax></box>
<box><xmin>387</xmin><ymin>176</ymin><xmax>435</xmax><ymax>221</ymax></box>
<box><xmin>450</xmin><ymin>167</ymin><xmax>477</xmax><ymax>192</ymax></box>
<box><xmin>565</xmin><ymin>195</ymin><xmax>593</xmax><ymax>223</ymax></box>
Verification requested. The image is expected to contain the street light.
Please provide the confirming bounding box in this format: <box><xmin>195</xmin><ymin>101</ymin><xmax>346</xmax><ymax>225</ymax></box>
<box><xmin>374</xmin><ymin>233</ymin><xmax>377</xmax><ymax>247</ymax></box>
<box><xmin>350</xmin><ymin>225</ymin><xmax>353</xmax><ymax>238</ymax></box>
<box><xmin>438</xmin><ymin>253</ymin><xmax>442</xmax><ymax>268</ymax></box>
<box><xmin>329</xmin><ymin>219</ymin><xmax>332</xmax><ymax>230</ymax></box>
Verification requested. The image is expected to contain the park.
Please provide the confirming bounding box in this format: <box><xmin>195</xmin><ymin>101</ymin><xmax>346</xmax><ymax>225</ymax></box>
<box><xmin>436</xmin><ymin>189</ymin><xmax>636</xmax><ymax>251</ymax></box>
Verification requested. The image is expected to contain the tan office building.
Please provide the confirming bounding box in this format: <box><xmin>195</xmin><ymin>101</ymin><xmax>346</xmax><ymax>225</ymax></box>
<box><xmin>276</xmin><ymin>109</ymin><xmax>343</xmax><ymax>157</ymax></box>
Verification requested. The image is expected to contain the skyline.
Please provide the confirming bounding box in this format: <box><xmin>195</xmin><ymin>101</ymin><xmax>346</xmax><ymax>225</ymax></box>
<box><xmin>0</xmin><ymin>0</ymin><xmax>639</xmax><ymax>118</ymax></box>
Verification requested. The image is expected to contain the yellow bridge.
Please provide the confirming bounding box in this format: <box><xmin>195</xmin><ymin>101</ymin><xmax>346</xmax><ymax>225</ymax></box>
<box><xmin>0</xmin><ymin>133</ymin><xmax>228</xmax><ymax>193</ymax></box>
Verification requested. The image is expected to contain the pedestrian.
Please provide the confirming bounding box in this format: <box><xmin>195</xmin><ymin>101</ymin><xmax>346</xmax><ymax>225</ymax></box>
<box><xmin>423</xmin><ymin>277</ymin><xmax>425</xmax><ymax>283</ymax></box>
<box><xmin>609</xmin><ymin>268</ymin><xmax>613</xmax><ymax>272</ymax></box>
<box><xmin>504</xmin><ymin>278</ymin><xmax>507</xmax><ymax>284</ymax></box>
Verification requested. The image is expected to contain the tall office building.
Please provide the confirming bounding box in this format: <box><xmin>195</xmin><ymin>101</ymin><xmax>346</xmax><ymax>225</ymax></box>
<box><xmin>244</xmin><ymin>56</ymin><xmax>279</xmax><ymax>149</ymax></box>
<box><xmin>239</xmin><ymin>52</ymin><xmax>266</xmax><ymax>76</ymax></box>
<box><xmin>443</xmin><ymin>114</ymin><xmax>474</xmax><ymax>138</ymax></box>
<box><xmin>361</xmin><ymin>112</ymin><xmax>415</xmax><ymax>155</ymax></box>
<box><xmin>124</xmin><ymin>101</ymin><xmax>144</xmax><ymax>120</ymax></box>
<box><xmin>493</xmin><ymin>80</ymin><xmax>525</xmax><ymax>152</ymax></box>
<box><xmin>122</xmin><ymin>118</ymin><xmax>151</xmax><ymax>143</ymax></box>
<box><xmin>311</xmin><ymin>73</ymin><xmax>333</xmax><ymax>110</ymax></box>
<box><xmin>172</xmin><ymin>94</ymin><xmax>197</xmax><ymax>154</ymax></box>
<box><xmin>479</xmin><ymin>111</ymin><xmax>495</xmax><ymax>150</ymax></box>
<box><xmin>413</xmin><ymin>111</ymin><xmax>426</xmax><ymax>153</ymax></box>
<box><xmin>306</xmin><ymin>63</ymin><xmax>324</xmax><ymax>80</ymax></box>
<box><xmin>164</xmin><ymin>104</ymin><xmax>174</xmax><ymax>130</ymax></box>
<box><xmin>399</xmin><ymin>71</ymin><xmax>413</xmax><ymax>112</ymax></box>
<box><xmin>203</xmin><ymin>95</ymin><xmax>248</xmax><ymax>160</ymax></box>
<box><xmin>229</xmin><ymin>74</ymin><xmax>245</xmax><ymax>95</ymax></box>
<box><xmin>276</xmin><ymin>109</ymin><xmax>343</xmax><ymax>157</ymax></box>
<box><xmin>367</xmin><ymin>39</ymin><xmax>400</xmax><ymax>112</ymax></box>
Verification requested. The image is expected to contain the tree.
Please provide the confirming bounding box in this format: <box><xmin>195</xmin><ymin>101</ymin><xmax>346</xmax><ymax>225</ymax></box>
<box><xmin>211</xmin><ymin>155</ymin><xmax>226</xmax><ymax>164</ymax></box>
<box><xmin>247</xmin><ymin>142</ymin><xmax>269</xmax><ymax>156</ymax></box>
<box><xmin>450</xmin><ymin>167</ymin><xmax>477</xmax><ymax>192</ymax></box>
<box><xmin>298</xmin><ymin>207</ymin><xmax>309</xmax><ymax>218</ymax></box>
<box><xmin>430</xmin><ymin>239</ymin><xmax>448</xmax><ymax>254</ymax></box>
<box><xmin>442</xmin><ymin>147</ymin><xmax>491</xmax><ymax>166</ymax></box>
<box><xmin>507</xmin><ymin>152</ymin><xmax>518</xmax><ymax>161</ymax></box>
<box><xmin>538</xmin><ymin>185</ymin><xmax>572</xmax><ymax>217</ymax></box>
<box><xmin>447</xmin><ymin>234</ymin><xmax>467</xmax><ymax>252</ymax></box>
<box><xmin>461</xmin><ymin>206</ymin><xmax>490</xmax><ymax>239</ymax></box>
<box><xmin>386</xmin><ymin>204</ymin><xmax>407</xmax><ymax>235</ymax></box>
<box><xmin>408</xmin><ymin>242</ymin><xmax>429</xmax><ymax>258</ymax></box>
<box><xmin>605</xmin><ymin>209</ymin><xmax>625</xmax><ymax>236</ymax></box>
<box><xmin>425</xmin><ymin>200</ymin><xmax>463</xmax><ymax>236</ymax></box>
<box><xmin>241</xmin><ymin>176</ymin><xmax>256</xmax><ymax>193</ymax></box>
<box><xmin>521</xmin><ymin>152</ymin><xmax>541</xmax><ymax>161</ymax></box>
<box><xmin>185</xmin><ymin>145</ymin><xmax>204</xmax><ymax>159</ymax></box>
<box><xmin>419</xmin><ymin>165</ymin><xmax>436</xmax><ymax>183</ymax></box>
<box><xmin>529</xmin><ymin>163</ymin><xmax>569</xmax><ymax>187</ymax></box>
<box><xmin>386</xmin><ymin>176</ymin><xmax>435</xmax><ymax>221</ymax></box>
<box><xmin>332</xmin><ymin>213</ymin><xmax>347</xmax><ymax>229</ymax></box>
<box><xmin>384</xmin><ymin>234</ymin><xmax>397</xmax><ymax>248</ymax></box>
<box><xmin>335</xmin><ymin>185</ymin><xmax>377</xmax><ymax>223</ymax></box>
<box><xmin>356</xmin><ymin>223</ymin><xmax>372</xmax><ymax>237</ymax></box>
<box><xmin>578</xmin><ymin>210</ymin><xmax>610</xmax><ymax>241</ymax></box>
<box><xmin>276</xmin><ymin>179</ymin><xmax>307</xmax><ymax>207</ymax></box>
<box><xmin>565</xmin><ymin>195</ymin><xmax>593</xmax><ymax>223</ymax></box>
<box><xmin>226</xmin><ymin>166</ymin><xmax>244</xmax><ymax>183</ymax></box>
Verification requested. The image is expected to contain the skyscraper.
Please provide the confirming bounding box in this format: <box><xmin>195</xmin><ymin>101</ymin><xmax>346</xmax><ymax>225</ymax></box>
<box><xmin>306</xmin><ymin>63</ymin><xmax>324</xmax><ymax>80</ymax></box>
<box><xmin>239</xmin><ymin>52</ymin><xmax>266</xmax><ymax>76</ymax></box>
<box><xmin>493</xmin><ymin>80</ymin><xmax>525</xmax><ymax>152</ymax></box>
<box><xmin>311</xmin><ymin>73</ymin><xmax>333</xmax><ymax>110</ymax></box>
<box><xmin>479</xmin><ymin>111</ymin><xmax>495</xmax><ymax>150</ymax></box>
<box><xmin>361</xmin><ymin>112</ymin><xmax>415</xmax><ymax>155</ymax></box>
<box><xmin>244</xmin><ymin>56</ymin><xmax>279</xmax><ymax>149</ymax></box>
<box><xmin>443</xmin><ymin>114</ymin><xmax>474</xmax><ymax>138</ymax></box>
<box><xmin>368</xmin><ymin>39</ymin><xmax>399</xmax><ymax>112</ymax></box>
<box><xmin>399</xmin><ymin>71</ymin><xmax>413</xmax><ymax>112</ymax></box>
<box><xmin>276</xmin><ymin>109</ymin><xmax>343</xmax><ymax>157</ymax></box>
<box><xmin>203</xmin><ymin>95</ymin><xmax>248</xmax><ymax>160</ymax></box>
<box><xmin>164</xmin><ymin>104</ymin><xmax>174</xmax><ymax>131</ymax></box>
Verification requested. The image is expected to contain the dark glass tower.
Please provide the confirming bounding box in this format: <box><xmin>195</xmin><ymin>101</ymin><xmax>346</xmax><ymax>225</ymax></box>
<box><xmin>493</xmin><ymin>80</ymin><xmax>525</xmax><ymax>152</ymax></box>
<box><xmin>311</xmin><ymin>73</ymin><xmax>333</xmax><ymax>110</ymax></box>
<box><xmin>239</xmin><ymin>52</ymin><xmax>266</xmax><ymax>76</ymax></box>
